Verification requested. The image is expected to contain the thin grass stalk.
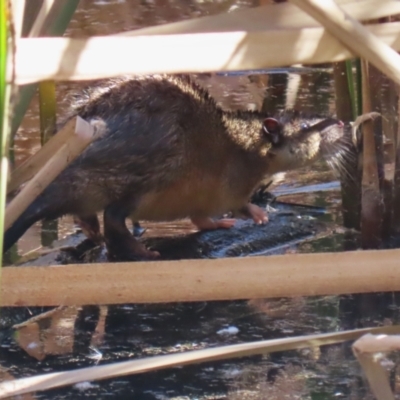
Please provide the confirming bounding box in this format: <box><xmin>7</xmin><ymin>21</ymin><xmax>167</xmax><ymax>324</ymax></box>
<box><xmin>355</xmin><ymin>58</ymin><xmax>362</xmax><ymax>115</ymax></box>
<box><xmin>0</xmin><ymin>0</ymin><xmax>11</xmax><ymax>268</ymax></box>
<box><xmin>345</xmin><ymin>59</ymin><xmax>357</xmax><ymax>120</ymax></box>
<box><xmin>39</xmin><ymin>81</ymin><xmax>56</xmax><ymax>145</ymax></box>
<box><xmin>10</xmin><ymin>0</ymin><xmax>25</xmax><ymax>38</ymax></box>
<box><xmin>38</xmin><ymin>80</ymin><xmax>57</xmax><ymax>246</ymax></box>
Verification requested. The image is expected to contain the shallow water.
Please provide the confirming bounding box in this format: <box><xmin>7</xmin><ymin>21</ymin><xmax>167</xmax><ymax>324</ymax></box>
<box><xmin>3</xmin><ymin>1</ymin><xmax>400</xmax><ymax>399</ymax></box>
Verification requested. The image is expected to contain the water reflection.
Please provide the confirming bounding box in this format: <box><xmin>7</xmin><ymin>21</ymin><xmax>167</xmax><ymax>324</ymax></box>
<box><xmin>3</xmin><ymin>294</ymin><xmax>399</xmax><ymax>399</ymax></box>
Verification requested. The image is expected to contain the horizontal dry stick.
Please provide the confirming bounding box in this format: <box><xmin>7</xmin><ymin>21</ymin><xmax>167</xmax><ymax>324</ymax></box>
<box><xmin>5</xmin><ymin>117</ymin><xmax>104</xmax><ymax>230</ymax></box>
<box><xmin>1</xmin><ymin>325</ymin><xmax>399</xmax><ymax>399</ymax></box>
<box><xmin>12</xmin><ymin>21</ymin><xmax>400</xmax><ymax>85</ymax></box>
<box><xmin>12</xmin><ymin>306</ymin><xmax>67</xmax><ymax>330</ymax></box>
<box><xmin>289</xmin><ymin>0</ymin><xmax>400</xmax><ymax>86</ymax></box>
<box><xmin>2</xmin><ymin>248</ymin><xmax>400</xmax><ymax>307</ymax></box>
<box><xmin>7</xmin><ymin>118</ymin><xmax>76</xmax><ymax>194</ymax></box>
<box><xmin>119</xmin><ymin>0</ymin><xmax>400</xmax><ymax>36</ymax></box>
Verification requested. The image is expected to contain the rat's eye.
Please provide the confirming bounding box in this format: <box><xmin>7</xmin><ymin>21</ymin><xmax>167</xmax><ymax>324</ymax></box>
<box><xmin>263</xmin><ymin>118</ymin><xmax>281</xmax><ymax>144</ymax></box>
<box><xmin>300</xmin><ymin>122</ymin><xmax>310</xmax><ymax>130</ymax></box>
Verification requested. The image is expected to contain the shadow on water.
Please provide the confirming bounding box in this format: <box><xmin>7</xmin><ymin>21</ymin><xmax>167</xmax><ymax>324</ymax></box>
<box><xmin>3</xmin><ymin>1</ymin><xmax>400</xmax><ymax>399</ymax></box>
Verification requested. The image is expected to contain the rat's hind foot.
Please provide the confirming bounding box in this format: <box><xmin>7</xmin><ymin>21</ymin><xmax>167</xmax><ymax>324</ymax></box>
<box><xmin>74</xmin><ymin>214</ymin><xmax>104</xmax><ymax>244</ymax></box>
<box><xmin>191</xmin><ymin>216</ymin><xmax>236</xmax><ymax>231</ymax></box>
<box><xmin>107</xmin><ymin>237</ymin><xmax>160</xmax><ymax>261</ymax></box>
<box><xmin>239</xmin><ymin>203</ymin><xmax>268</xmax><ymax>225</ymax></box>
<box><xmin>104</xmin><ymin>203</ymin><xmax>160</xmax><ymax>261</ymax></box>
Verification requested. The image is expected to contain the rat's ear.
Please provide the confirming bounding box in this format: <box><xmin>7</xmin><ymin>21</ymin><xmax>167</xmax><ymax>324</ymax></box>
<box><xmin>263</xmin><ymin>118</ymin><xmax>282</xmax><ymax>144</ymax></box>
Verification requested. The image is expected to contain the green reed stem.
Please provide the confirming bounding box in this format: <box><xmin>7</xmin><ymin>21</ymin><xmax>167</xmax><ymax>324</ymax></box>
<box><xmin>355</xmin><ymin>58</ymin><xmax>362</xmax><ymax>116</ymax></box>
<box><xmin>345</xmin><ymin>60</ymin><xmax>357</xmax><ymax>120</ymax></box>
<box><xmin>0</xmin><ymin>0</ymin><xmax>10</xmax><ymax>267</ymax></box>
<box><xmin>39</xmin><ymin>81</ymin><xmax>57</xmax><ymax>145</ymax></box>
<box><xmin>39</xmin><ymin>80</ymin><xmax>58</xmax><ymax>245</ymax></box>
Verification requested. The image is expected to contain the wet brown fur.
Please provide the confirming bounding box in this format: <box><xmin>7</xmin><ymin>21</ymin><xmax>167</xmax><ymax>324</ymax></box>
<box><xmin>5</xmin><ymin>75</ymin><xmax>348</xmax><ymax>260</ymax></box>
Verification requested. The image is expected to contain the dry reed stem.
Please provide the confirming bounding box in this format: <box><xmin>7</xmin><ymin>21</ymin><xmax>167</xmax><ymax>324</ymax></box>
<box><xmin>119</xmin><ymin>0</ymin><xmax>400</xmax><ymax>36</ymax></box>
<box><xmin>12</xmin><ymin>21</ymin><xmax>400</xmax><ymax>84</ymax></box>
<box><xmin>2</xmin><ymin>248</ymin><xmax>400</xmax><ymax>307</ymax></box>
<box><xmin>5</xmin><ymin>117</ymin><xmax>104</xmax><ymax>230</ymax></box>
<box><xmin>7</xmin><ymin>90</ymin><xmax>74</xmax><ymax>194</ymax></box>
<box><xmin>288</xmin><ymin>0</ymin><xmax>400</xmax><ymax>86</ymax></box>
<box><xmin>1</xmin><ymin>326</ymin><xmax>400</xmax><ymax>399</ymax></box>
<box><xmin>10</xmin><ymin>0</ymin><xmax>25</xmax><ymax>38</ymax></box>
<box><xmin>27</xmin><ymin>0</ymin><xmax>56</xmax><ymax>38</ymax></box>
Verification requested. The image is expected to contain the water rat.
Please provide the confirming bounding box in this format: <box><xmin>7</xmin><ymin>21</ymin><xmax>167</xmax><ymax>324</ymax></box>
<box><xmin>4</xmin><ymin>75</ymin><xmax>348</xmax><ymax>260</ymax></box>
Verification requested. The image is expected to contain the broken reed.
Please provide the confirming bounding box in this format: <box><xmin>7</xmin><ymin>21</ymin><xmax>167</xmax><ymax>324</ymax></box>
<box><xmin>335</xmin><ymin>58</ymin><xmax>400</xmax><ymax>248</ymax></box>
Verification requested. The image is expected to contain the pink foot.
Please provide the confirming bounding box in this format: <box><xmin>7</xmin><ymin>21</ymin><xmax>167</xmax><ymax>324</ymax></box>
<box><xmin>191</xmin><ymin>217</ymin><xmax>236</xmax><ymax>231</ymax></box>
<box><xmin>143</xmin><ymin>249</ymin><xmax>161</xmax><ymax>259</ymax></box>
<box><xmin>246</xmin><ymin>203</ymin><xmax>268</xmax><ymax>225</ymax></box>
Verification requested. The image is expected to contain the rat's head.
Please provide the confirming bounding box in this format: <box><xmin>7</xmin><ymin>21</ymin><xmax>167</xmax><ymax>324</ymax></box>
<box><xmin>262</xmin><ymin>110</ymin><xmax>351</xmax><ymax>175</ymax></box>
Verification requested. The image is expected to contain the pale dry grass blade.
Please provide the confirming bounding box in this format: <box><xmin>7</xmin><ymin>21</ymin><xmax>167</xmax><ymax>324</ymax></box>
<box><xmin>0</xmin><ymin>366</ymin><xmax>35</xmax><ymax>400</ymax></box>
<box><xmin>7</xmin><ymin>108</ymin><xmax>76</xmax><ymax>194</ymax></box>
<box><xmin>1</xmin><ymin>326</ymin><xmax>400</xmax><ymax>399</ymax></box>
<box><xmin>289</xmin><ymin>0</ymin><xmax>400</xmax><ymax>86</ymax></box>
<box><xmin>5</xmin><ymin>117</ymin><xmax>105</xmax><ymax>230</ymax></box>
<box><xmin>118</xmin><ymin>0</ymin><xmax>400</xmax><ymax>36</ymax></box>
<box><xmin>10</xmin><ymin>0</ymin><xmax>25</xmax><ymax>38</ymax></box>
<box><xmin>28</xmin><ymin>0</ymin><xmax>56</xmax><ymax>37</ymax></box>
<box><xmin>12</xmin><ymin>21</ymin><xmax>400</xmax><ymax>84</ymax></box>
